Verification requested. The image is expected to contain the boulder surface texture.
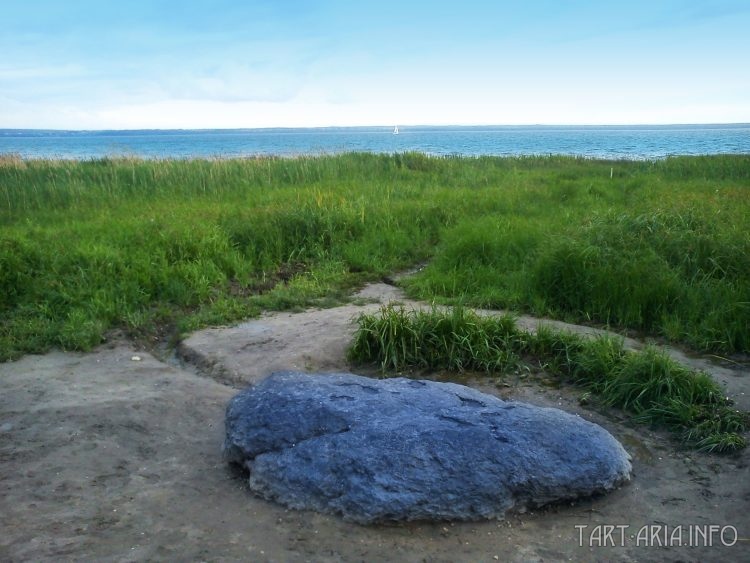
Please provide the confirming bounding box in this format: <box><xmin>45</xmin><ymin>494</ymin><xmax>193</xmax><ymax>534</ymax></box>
<box><xmin>223</xmin><ymin>371</ymin><xmax>632</xmax><ymax>524</ymax></box>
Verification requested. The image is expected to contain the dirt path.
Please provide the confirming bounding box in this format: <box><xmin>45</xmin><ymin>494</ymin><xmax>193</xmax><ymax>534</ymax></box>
<box><xmin>1</xmin><ymin>282</ymin><xmax>749</xmax><ymax>562</ymax></box>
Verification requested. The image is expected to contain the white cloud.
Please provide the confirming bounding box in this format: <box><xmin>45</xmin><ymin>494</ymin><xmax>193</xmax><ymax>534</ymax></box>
<box><xmin>0</xmin><ymin>64</ymin><xmax>85</xmax><ymax>80</ymax></box>
<box><xmin>159</xmin><ymin>62</ymin><xmax>305</xmax><ymax>103</ymax></box>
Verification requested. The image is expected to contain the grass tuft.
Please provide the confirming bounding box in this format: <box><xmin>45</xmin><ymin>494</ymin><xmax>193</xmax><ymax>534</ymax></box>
<box><xmin>349</xmin><ymin>306</ymin><xmax>747</xmax><ymax>452</ymax></box>
<box><xmin>349</xmin><ymin>305</ymin><xmax>520</xmax><ymax>373</ymax></box>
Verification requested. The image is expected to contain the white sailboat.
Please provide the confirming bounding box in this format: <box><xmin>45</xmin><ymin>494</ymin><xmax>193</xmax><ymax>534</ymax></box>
<box><xmin>393</xmin><ymin>125</ymin><xmax>399</xmax><ymax>135</ymax></box>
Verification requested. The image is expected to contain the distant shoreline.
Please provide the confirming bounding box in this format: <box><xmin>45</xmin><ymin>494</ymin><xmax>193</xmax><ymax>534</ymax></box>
<box><xmin>2</xmin><ymin>124</ymin><xmax>749</xmax><ymax>161</ymax></box>
<box><xmin>2</xmin><ymin>123</ymin><xmax>750</xmax><ymax>135</ymax></box>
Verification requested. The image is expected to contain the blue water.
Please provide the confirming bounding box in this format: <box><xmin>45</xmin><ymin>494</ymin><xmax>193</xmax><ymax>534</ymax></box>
<box><xmin>1</xmin><ymin>124</ymin><xmax>749</xmax><ymax>160</ymax></box>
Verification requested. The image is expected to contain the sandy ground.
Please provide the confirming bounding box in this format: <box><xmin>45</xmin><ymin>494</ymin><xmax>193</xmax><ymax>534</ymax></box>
<box><xmin>1</xmin><ymin>282</ymin><xmax>749</xmax><ymax>562</ymax></box>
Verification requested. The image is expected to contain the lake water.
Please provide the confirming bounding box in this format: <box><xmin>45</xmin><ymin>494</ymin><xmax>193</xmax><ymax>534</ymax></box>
<box><xmin>1</xmin><ymin>124</ymin><xmax>749</xmax><ymax>160</ymax></box>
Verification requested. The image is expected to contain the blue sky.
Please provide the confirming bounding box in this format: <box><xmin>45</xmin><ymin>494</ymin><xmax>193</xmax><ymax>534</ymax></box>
<box><xmin>1</xmin><ymin>0</ymin><xmax>749</xmax><ymax>129</ymax></box>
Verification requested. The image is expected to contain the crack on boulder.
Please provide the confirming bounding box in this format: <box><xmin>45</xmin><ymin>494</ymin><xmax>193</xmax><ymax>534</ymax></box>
<box><xmin>438</xmin><ymin>413</ymin><xmax>477</xmax><ymax>426</ymax></box>
<box><xmin>456</xmin><ymin>395</ymin><xmax>487</xmax><ymax>407</ymax></box>
<box><xmin>225</xmin><ymin>423</ymin><xmax>353</xmax><ymax>465</ymax></box>
<box><xmin>336</xmin><ymin>382</ymin><xmax>380</xmax><ymax>394</ymax></box>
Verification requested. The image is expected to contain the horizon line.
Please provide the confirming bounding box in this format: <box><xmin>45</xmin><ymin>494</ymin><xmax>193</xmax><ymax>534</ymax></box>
<box><xmin>2</xmin><ymin>122</ymin><xmax>749</xmax><ymax>133</ymax></box>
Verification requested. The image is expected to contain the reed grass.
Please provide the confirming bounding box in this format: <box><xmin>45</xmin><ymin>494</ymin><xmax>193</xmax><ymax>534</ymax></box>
<box><xmin>1</xmin><ymin>153</ymin><xmax>749</xmax><ymax>360</ymax></box>
<box><xmin>349</xmin><ymin>306</ymin><xmax>748</xmax><ymax>452</ymax></box>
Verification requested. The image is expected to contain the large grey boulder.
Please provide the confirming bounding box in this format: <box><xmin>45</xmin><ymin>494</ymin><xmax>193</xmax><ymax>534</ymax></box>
<box><xmin>223</xmin><ymin>371</ymin><xmax>631</xmax><ymax>524</ymax></box>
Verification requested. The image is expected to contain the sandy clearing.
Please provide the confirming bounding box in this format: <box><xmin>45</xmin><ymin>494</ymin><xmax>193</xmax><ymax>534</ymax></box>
<box><xmin>1</xmin><ymin>282</ymin><xmax>749</xmax><ymax>562</ymax></box>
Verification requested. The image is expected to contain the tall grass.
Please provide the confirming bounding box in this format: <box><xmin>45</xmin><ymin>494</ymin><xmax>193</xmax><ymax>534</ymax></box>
<box><xmin>1</xmin><ymin>153</ymin><xmax>749</xmax><ymax>359</ymax></box>
<box><xmin>349</xmin><ymin>306</ymin><xmax>748</xmax><ymax>453</ymax></box>
<box><xmin>349</xmin><ymin>305</ymin><xmax>521</xmax><ymax>373</ymax></box>
<box><xmin>530</xmin><ymin>210</ymin><xmax>750</xmax><ymax>351</ymax></box>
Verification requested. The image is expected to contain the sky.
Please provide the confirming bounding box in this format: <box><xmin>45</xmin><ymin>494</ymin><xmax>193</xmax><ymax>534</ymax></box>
<box><xmin>1</xmin><ymin>0</ymin><xmax>749</xmax><ymax>129</ymax></box>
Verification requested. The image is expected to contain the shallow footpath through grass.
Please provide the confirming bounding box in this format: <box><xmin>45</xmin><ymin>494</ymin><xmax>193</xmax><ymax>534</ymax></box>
<box><xmin>348</xmin><ymin>305</ymin><xmax>748</xmax><ymax>453</ymax></box>
<box><xmin>1</xmin><ymin>152</ymin><xmax>749</xmax><ymax>360</ymax></box>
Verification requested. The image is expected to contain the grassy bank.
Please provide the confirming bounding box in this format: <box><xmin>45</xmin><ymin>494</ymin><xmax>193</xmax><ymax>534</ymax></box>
<box><xmin>1</xmin><ymin>153</ymin><xmax>749</xmax><ymax>360</ymax></box>
<box><xmin>348</xmin><ymin>306</ymin><xmax>748</xmax><ymax>452</ymax></box>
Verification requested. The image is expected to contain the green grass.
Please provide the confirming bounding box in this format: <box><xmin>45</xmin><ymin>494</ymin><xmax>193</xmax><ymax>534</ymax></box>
<box><xmin>348</xmin><ymin>305</ymin><xmax>748</xmax><ymax>453</ymax></box>
<box><xmin>1</xmin><ymin>152</ymin><xmax>749</xmax><ymax>360</ymax></box>
<box><xmin>348</xmin><ymin>305</ymin><xmax>522</xmax><ymax>373</ymax></box>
